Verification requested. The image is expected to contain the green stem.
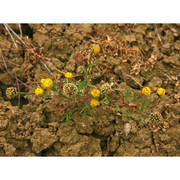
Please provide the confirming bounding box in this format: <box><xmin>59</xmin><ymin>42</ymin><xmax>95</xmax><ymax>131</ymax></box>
<box><xmin>16</xmin><ymin>92</ymin><xmax>28</xmax><ymax>95</ymax></box>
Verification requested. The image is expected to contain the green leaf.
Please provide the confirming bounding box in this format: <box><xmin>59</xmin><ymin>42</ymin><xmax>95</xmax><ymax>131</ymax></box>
<box><xmin>79</xmin><ymin>66</ymin><xmax>86</xmax><ymax>73</ymax></box>
<box><xmin>133</xmin><ymin>92</ymin><xmax>139</xmax><ymax>102</ymax></box>
<box><xmin>139</xmin><ymin>99</ymin><xmax>149</xmax><ymax>113</ymax></box>
<box><xmin>127</xmin><ymin>111</ymin><xmax>133</xmax><ymax>118</ymax></box>
<box><xmin>139</xmin><ymin>115</ymin><xmax>145</xmax><ymax>124</ymax></box>
<box><xmin>124</xmin><ymin>90</ymin><xmax>132</xmax><ymax>99</ymax></box>
<box><xmin>114</xmin><ymin>106</ymin><xmax>121</xmax><ymax>112</ymax></box>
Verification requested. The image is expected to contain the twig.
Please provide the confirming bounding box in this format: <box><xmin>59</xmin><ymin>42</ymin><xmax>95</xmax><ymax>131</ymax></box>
<box><xmin>3</xmin><ymin>24</ymin><xmax>54</xmax><ymax>77</ymax></box>
<box><xmin>38</xmin><ymin>58</ymin><xmax>53</xmax><ymax>76</ymax></box>
<box><xmin>0</xmin><ymin>48</ymin><xmax>7</xmax><ymax>69</ymax></box>
<box><xmin>3</xmin><ymin>24</ymin><xmax>18</xmax><ymax>49</ymax></box>
<box><xmin>0</xmin><ymin>59</ymin><xmax>21</xmax><ymax>67</ymax></box>
<box><xmin>19</xmin><ymin>24</ymin><xmax>23</xmax><ymax>38</ymax></box>
<box><xmin>122</xmin><ymin>70</ymin><xmax>143</xmax><ymax>88</ymax></box>
<box><xmin>154</xmin><ymin>24</ymin><xmax>163</xmax><ymax>46</ymax></box>
<box><xmin>15</xmin><ymin>72</ymin><xmax>21</xmax><ymax>106</ymax></box>
<box><xmin>0</xmin><ymin>48</ymin><xmax>30</xmax><ymax>89</ymax></box>
<box><xmin>3</xmin><ymin>24</ymin><xmax>29</xmax><ymax>48</ymax></box>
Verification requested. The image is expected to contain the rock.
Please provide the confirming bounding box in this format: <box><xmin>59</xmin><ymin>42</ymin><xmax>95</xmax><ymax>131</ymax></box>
<box><xmin>161</xmin><ymin>144</ymin><xmax>177</xmax><ymax>156</ymax></box>
<box><xmin>65</xmin><ymin>55</ymin><xmax>76</xmax><ymax>72</ymax></box>
<box><xmin>57</xmin><ymin>123</ymin><xmax>80</xmax><ymax>144</ymax></box>
<box><xmin>0</xmin><ymin>116</ymin><xmax>8</xmax><ymax>130</ymax></box>
<box><xmin>107</xmin><ymin>135</ymin><xmax>120</xmax><ymax>152</ymax></box>
<box><xmin>139</xmin><ymin>148</ymin><xmax>152</xmax><ymax>156</ymax></box>
<box><xmin>0</xmin><ymin>73</ymin><xmax>13</xmax><ymax>85</ymax></box>
<box><xmin>59</xmin><ymin>136</ymin><xmax>102</xmax><ymax>156</ymax></box>
<box><xmin>115</xmin><ymin>142</ymin><xmax>139</xmax><ymax>156</ymax></box>
<box><xmin>159</xmin><ymin>134</ymin><xmax>171</xmax><ymax>143</ymax></box>
<box><xmin>51</xmin><ymin>57</ymin><xmax>64</xmax><ymax>69</ymax></box>
<box><xmin>31</xmin><ymin>128</ymin><xmax>58</xmax><ymax>154</ymax></box>
<box><xmin>162</xmin><ymin>54</ymin><xmax>180</xmax><ymax>66</ymax></box>
<box><xmin>147</xmin><ymin>76</ymin><xmax>163</xmax><ymax>91</ymax></box>
<box><xmin>73</xmin><ymin>113</ymin><xmax>93</xmax><ymax>134</ymax></box>
<box><xmin>33</xmin><ymin>33</ymin><xmax>50</xmax><ymax>47</ymax></box>
<box><xmin>174</xmin><ymin>40</ymin><xmax>180</xmax><ymax>50</ymax></box>
<box><xmin>124</xmin><ymin>34</ymin><xmax>136</xmax><ymax>43</ymax></box>
<box><xmin>130</xmin><ymin>128</ymin><xmax>152</xmax><ymax>148</ymax></box>
<box><xmin>4</xmin><ymin>144</ymin><xmax>16</xmax><ymax>156</ymax></box>
<box><xmin>161</xmin><ymin>43</ymin><xmax>172</xmax><ymax>55</ymax></box>
<box><xmin>93</xmin><ymin>114</ymin><xmax>114</xmax><ymax>136</ymax></box>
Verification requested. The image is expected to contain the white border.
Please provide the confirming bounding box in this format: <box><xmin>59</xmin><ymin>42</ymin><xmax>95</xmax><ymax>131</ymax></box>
<box><xmin>0</xmin><ymin>0</ymin><xmax>179</xmax><ymax>179</ymax></box>
<box><xmin>0</xmin><ymin>0</ymin><xmax>179</xmax><ymax>23</ymax></box>
<box><xmin>0</xmin><ymin>157</ymin><xmax>179</xmax><ymax>180</ymax></box>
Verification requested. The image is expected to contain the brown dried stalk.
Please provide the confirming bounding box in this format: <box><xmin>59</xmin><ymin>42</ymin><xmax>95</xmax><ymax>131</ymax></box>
<box><xmin>0</xmin><ymin>48</ymin><xmax>30</xmax><ymax>89</ymax></box>
<box><xmin>154</xmin><ymin>24</ymin><xmax>163</xmax><ymax>46</ymax></box>
<box><xmin>3</xmin><ymin>24</ymin><xmax>53</xmax><ymax>75</ymax></box>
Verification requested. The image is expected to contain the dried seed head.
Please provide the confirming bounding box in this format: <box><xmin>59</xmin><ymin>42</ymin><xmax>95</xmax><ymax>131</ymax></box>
<box><xmin>63</xmin><ymin>83</ymin><xmax>78</xmax><ymax>97</ymax></box>
<box><xmin>5</xmin><ymin>87</ymin><xmax>17</xmax><ymax>99</ymax></box>
<box><xmin>100</xmin><ymin>82</ymin><xmax>113</xmax><ymax>93</ymax></box>
<box><xmin>148</xmin><ymin>112</ymin><xmax>161</xmax><ymax>122</ymax></box>
<box><xmin>124</xmin><ymin>123</ymin><xmax>131</xmax><ymax>136</ymax></box>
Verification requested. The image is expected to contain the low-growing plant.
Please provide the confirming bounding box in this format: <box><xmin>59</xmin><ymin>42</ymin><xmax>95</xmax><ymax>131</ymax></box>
<box><xmin>110</xmin><ymin>88</ymin><xmax>154</xmax><ymax>125</ymax></box>
<box><xmin>5</xmin><ymin>43</ymin><xmax>166</xmax><ymax>124</ymax></box>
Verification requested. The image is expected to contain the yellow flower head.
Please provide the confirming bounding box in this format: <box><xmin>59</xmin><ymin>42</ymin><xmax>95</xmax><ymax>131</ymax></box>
<box><xmin>41</xmin><ymin>78</ymin><xmax>53</xmax><ymax>89</ymax></box>
<box><xmin>90</xmin><ymin>89</ymin><xmax>100</xmax><ymax>98</ymax></box>
<box><xmin>65</xmin><ymin>72</ymin><xmax>73</xmax><ymax>79</ymax></box>
<box><xmin>90</xmin><ymin>99</ymin><xmax>100</xmax><ymax>107</ymax></box>
<box><xmin>92</xmin><ymin>44</ymin><xmax>100</xmax><ymax>55</ymax></box>
<box><xmin>35</xmin><ymin>87</ymin><xmax>44</xmax><ymax>96</ymax></box>
<box><xmin>157</xmin><ymin>87</ymin><xmax>166</xmax><ymax>96</ymax></box>
<box><xmin>142</xmin><ymin>86</ymin><xmax>152</xmax><ymax>96</ymax></box>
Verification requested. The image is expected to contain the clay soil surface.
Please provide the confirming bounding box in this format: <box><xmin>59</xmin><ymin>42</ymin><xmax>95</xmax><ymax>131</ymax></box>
<box><xmin>0</xmin><ymin>24</ymin><xmax>179</xmax><ymax>156</ymax></box>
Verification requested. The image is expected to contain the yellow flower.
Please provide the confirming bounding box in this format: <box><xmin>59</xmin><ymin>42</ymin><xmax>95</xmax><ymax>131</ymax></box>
<box><xmin>40</xmin><ymin>78</ymin><xmax>46</xmax><ymax>84</ymax></box>
<box><xmin>157</xmin><ymin>88</ymin><xmax>166</xmax><ymax>96</ymax></box>
<box><xmin>142</xmin><ymin>86</ymin><xmax>152</xmax><ymax>96</ymax></box>
<box><xmin>90</xmin><ymin>89</ymin><xmax>100</xmax><ymax>98</ymax></box>
<box><xmin>90</xmin><ymin>99</ymin><xmax>100</xmax><ymax>107</ymax></box>
<box><xmin>92</xmin><ymin>44</ymin><xmax>100</xmax><ymax>55</ymax></box>
<box><xmin>35</xmin><ymin>87</ymin><xmax>44</xmax><ymax>96</ymax></box>
<box><xmin>41</xmin><ymin>78</ymin><xmax>53</xmax><ymax>89</ymax></box>
<box><xmin>65</xmin><ymin>72</ymin><xmax>73</xmax><ymax>79</ymax></box>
